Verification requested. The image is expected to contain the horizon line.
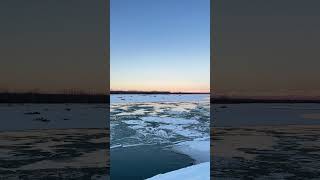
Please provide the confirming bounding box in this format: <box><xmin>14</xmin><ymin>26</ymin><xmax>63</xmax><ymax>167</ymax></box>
<box><xmin>110</xmin><ymin>90</ymin><xmax>210</xmax><ymax>94</ymax></box>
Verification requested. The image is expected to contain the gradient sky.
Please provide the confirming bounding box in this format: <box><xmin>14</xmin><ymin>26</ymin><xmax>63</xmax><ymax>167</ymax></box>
<box><xmin>110</xmin><ymin>0</ymin><xmax>210</xmax><ymax>92</ymax></box>
<box><xmin>213</xmin><ymin>0</ymin><xmax>320</xmax><ymax>98</ymax></box>
<box><xmin>0</xmin><ymin>0</ymin><xmax>108</xmax><ymax>94</ymax></box>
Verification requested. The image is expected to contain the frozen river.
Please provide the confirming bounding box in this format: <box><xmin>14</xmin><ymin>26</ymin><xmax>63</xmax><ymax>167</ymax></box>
<box><xmin>110</xmin><ymin>94</ymin><xmax>210</xmax><ymax>180</ymax></box>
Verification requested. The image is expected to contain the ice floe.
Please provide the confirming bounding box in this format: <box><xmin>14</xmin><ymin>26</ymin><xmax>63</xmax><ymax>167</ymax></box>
<box><xmin>111</xmin><ymin>94</ymin><xmax>208</xmax><ymax>103</ymax></box>
<box><xmin>173</xmin><ymin>138</ymin><xmax>210</xmax><ymax>163</ymax></box>
<box><xmin>146</xmin><ymin>162</ymin><xmax>210</xmax><ymax>180</ymax></box>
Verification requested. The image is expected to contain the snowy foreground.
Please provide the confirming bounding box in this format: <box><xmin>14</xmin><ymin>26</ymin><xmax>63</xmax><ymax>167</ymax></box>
<box><xmin>147</xmin><ymin>139</ymin><xmax>210</xmax><ymax>180</ymax></box>
<box><xmin>147</xmin><ymin>162</ymin><xmax>210</xmax><ymax>180</ymax></box>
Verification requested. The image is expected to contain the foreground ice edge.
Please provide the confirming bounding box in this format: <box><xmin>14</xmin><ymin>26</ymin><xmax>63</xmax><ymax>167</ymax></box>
<box><xmin>146</xmin><ymin>162</ymin><xmax>210</xmax><ymax>180</ymax></box>
<box><xmin>146</xmin><ymin>139</ymin><xmax>210</xmax><ymax>180</ymax></box>
<box><xmin>173</xmin><ymin>138</ymin><xmax>210</xmax><ymax>164</ymax></box>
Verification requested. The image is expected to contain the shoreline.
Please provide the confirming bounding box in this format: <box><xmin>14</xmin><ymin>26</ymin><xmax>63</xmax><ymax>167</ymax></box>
<box><xmin>111</xmin><ymin>93</ymin><xmax>209</xmax><ymax>95</ymax></box>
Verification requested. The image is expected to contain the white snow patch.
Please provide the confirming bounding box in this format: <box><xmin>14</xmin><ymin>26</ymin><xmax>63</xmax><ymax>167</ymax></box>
<box><xmin>141</xmin><ymin>117</ymin><xmax>199</xmax><ymax>125</ymax></box>
<box><xmin>159</xmin><ymin>124</ymin><xmax>203</xmax><ymax>137</ymax></box>
<box><xmin>116</xmin><ymin>109</ymin><xmax>146</xmax><ymax>116</ymax></box>
<box><xmin>146</xmin><ymin>162</ymin><xmax>210</xmax><ymax>180</ymax></box>
<box><xmin>123</xmin><ymin>120</ymin><xmax>144</xmax><ymax>125</ymax></box>
<box><xmin>156</xmin><ymin>129</ymin><xmax>169</xmax><ymax>138</ymax></box>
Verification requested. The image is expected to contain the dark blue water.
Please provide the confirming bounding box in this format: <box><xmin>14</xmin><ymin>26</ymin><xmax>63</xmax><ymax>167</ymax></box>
<box><xmin>212</xmin><ymin>103</ymin><xmax>320</xmax><ymax>127</ymax></box>
<box><xmin>110</xmin><ymin>145</ymin><xmax>194</xmax><ymax>180</ymax></box>
<box><xmin>0</xmin><ymin>104</ymin><xmax>108</xmax><ymax>131</ymax></box>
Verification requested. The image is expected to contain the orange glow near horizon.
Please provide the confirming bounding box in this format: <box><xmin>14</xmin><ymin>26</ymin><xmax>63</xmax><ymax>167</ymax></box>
<box><xmin>111</xmin><ymin>82</ymin><xmax>210</xmax><ymax>93</ymax></box>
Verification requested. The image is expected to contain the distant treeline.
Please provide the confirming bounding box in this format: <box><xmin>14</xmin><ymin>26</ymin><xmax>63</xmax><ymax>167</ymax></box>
<box><xmin>0</xmin><ymin>93</ymin><xmax>109</xmax><ymax>103</ymax></box>
<box><xmin>110</xmin><ymin>91</ymin><xmax>209</xmax><ymax>94</ymax></box>
<box><xmin>212</xmin><ymin>97</ymin><xmax>320</xmax><ymax>104</ymax></box>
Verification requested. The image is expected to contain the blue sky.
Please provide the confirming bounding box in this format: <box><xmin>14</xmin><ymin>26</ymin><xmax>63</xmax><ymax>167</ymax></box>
<box><xmin>110</xmin><ymin>0</ymin><xmax>210</xmax><ymax>92</ymax></box>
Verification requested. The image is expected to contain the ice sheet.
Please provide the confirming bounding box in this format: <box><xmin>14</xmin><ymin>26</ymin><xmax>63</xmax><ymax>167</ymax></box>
<box><xmin>146</xmin><ymin>162</ymin><xmax>210</xmax><ymax>180</ymax></box>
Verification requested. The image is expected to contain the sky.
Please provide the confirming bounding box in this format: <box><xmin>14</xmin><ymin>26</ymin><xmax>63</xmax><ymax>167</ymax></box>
<box><xmin>0</xmin><ymin>0</ymin><xmax>108</xmax><ymax>94</ymax></box>
<box><xmin>212</xmin><ymin>0</ymin><xmax>320</xmax><ymax>99</ymax></box>
<box><xmin>110</xmin><ymin>0</ymin><xmax>210</xmax><ymax>93</ymax></box>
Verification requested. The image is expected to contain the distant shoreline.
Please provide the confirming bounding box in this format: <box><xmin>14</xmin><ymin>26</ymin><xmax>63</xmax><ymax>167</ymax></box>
<box><xmin>2</xmin><ymin>92</ymin><xmax>319</xmax><ymax>104</ymax></box>
<box><xmin>110</xmin><ymin>91</ymin><xmax>209</xmax><ymax>94</ymax></box>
